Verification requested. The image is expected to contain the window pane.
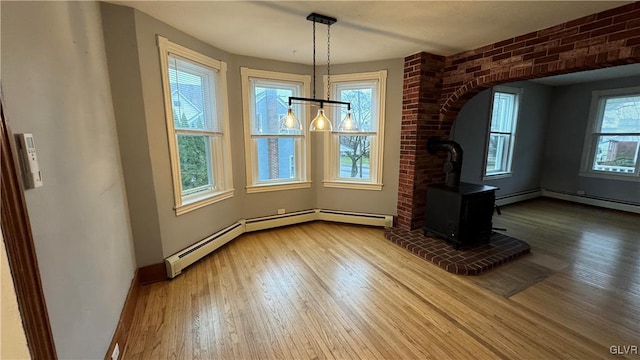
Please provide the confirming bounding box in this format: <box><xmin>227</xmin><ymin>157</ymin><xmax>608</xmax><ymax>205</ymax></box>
<box><xmin>256</xmin><ymin>137</ymin><xmax>296</xmax><ymax>181</ymax></box>
<box><xmin>486</xmin><ymin>134</ymin><xmax>511</xmax><ymax>174</ymax></box>
<box><xmin>491</xmin><ymin>92</ymin><xmax>516</xmax><ymax>132</ymax></box>
<box><xmin>600</xmin><ymin>96</ymin><xmax>640</xmax><ymax>133</ymax></box>
<box><xmin>168</xmin><ymin>55</ymin><xmax>218</xmax><ymax>132</ymax></box>
<box><xmin>252</xmin><ymin>81</ymin><xmax>301</xmax><ymax>135</ymax></box>
<box><xmin>592</xmin><ymin>135</ymin><xmax>639</xmax><ymax>173</ymax></box>
<box><xmin>338</xmin><ymin>86</ymin><xmax>375</xmax><ymax>132</ymax></box>
<box><xmin>177</xmin><ymin>134</ymin><xmax>213</xmax><ymax>193</ymax></box>
<box><xmin>338</xmin><ymin>135</ymin><xmax>371</xmax><ymax>179</ymax></box>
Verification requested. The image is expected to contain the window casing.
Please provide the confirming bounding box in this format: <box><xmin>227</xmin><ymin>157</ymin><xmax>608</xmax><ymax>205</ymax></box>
<box><xmin>323</xmin><ymin>70</ymin><xmax>387</xmax><ymax>190</ymax></box>
<box><xmin>483</xmin><ymin>86</ymin><xmax>521</xmax><ymax>179</ymax></box>
<box><xmin>241</xmin><ymin>68</ymin><xmax>311</xmax><ymax>193</ymax></box>
<box><xmin>158</xmin><ymin>36</ymin><xmax>234</xmax><ymax>215</ymax></box>
<box><xmin>580</xmin><ymin>87</ymin><xmax>640</xmax><ymax>181</ymax></box>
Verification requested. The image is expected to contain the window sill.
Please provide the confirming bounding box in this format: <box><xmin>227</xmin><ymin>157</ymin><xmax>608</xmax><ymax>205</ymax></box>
<box><xmin>323</xmin><ymin>180</ymin><xmax>383</xmax><ymax>191</ymax></box>
<box><xmin>246</xmin><ymin>181</ymin><xmax>312</xmax><ymax>194</ymax></box>
<box><xmin>579</xmin><ymin>171</ymin><xmax>640</xmax><ymax>182</ymax></box>
<box><xmin>175</xmin><ymin>189</ymin><xmax>235</xmax><ymax>216</ymax></box>
<box><xmin>482</xmin><ymin>172</ymin><xmax>513</xmax><ymax>181</ymax></box>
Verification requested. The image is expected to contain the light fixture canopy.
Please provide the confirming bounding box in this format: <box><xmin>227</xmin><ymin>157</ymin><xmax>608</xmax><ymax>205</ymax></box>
<box><xmin>280</xmin><ymin>12</ymin><xmax>352</xmax><ymax>133</ymax></box>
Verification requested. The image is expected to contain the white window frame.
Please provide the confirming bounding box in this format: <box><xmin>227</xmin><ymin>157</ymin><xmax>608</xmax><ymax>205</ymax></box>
<box><xmin>241</xmin><ymin>68</ymin><xmax>311</xmax><ymax>193</ymax></box>
<box><xmin>580</xmin><ymin>86</ymin><xmax>640</xmax><ymax>182</ymax></box>
<box><xmin>482</xmin><ymin>85</ymin><xmax>522</xmax><ymax>180</ymax></box>
<box><xmin>158</xmin><ymin>36</ymin><xmax>234</xmax><ymax>215</ymax></box>
<box><xmin>323</xmin><ymin>70</ymin><xmax>387</xmax><ymax>190</ymax></box>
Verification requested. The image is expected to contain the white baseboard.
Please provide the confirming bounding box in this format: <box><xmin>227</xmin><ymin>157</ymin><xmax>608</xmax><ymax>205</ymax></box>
<box><xmin>244</xmin><ymin>210</ymin><xmax>317</xmax><ymax>232</ymax></box>
<box><xmin>165</xmin><ymin>209</ymin><xmax>393</xmax><ymax>278</ymax></box>
<box><xmin>495</xmin><ymin>190</ymin><xmax>542</xmax><ymax>206</ymax></box>
<box><xmin>541</xmin><ymin>190</ymin><xmax>640</xmax><ymax>214</ymax></box>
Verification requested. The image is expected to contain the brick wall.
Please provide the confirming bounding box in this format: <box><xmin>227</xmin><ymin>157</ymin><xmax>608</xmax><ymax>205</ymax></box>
<box><xmin>398</xmin><ymin>52</ymin><xmax>445</xmax><ymax>230</ymax></box>
<box><xmin>397</xmin><ymin>2</ymin><xmax>640</xmax><ymax>230</ymax></box>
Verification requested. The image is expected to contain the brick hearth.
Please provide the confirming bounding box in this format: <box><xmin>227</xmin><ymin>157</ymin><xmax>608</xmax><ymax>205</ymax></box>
<box><xmin>384</xmin><ymin>228</ymin><xmax>531</xmax><ymax>275</ymax></box>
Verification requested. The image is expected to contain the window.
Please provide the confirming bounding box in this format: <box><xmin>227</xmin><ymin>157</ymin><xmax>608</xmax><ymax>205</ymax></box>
<box><xmin>581</xmin><ymin>87</ymin><xmax>640</xmax><ymax>180</ymax></box>
<box><xmin>323</xmin><ymin>70</ymin><xmax>387</xmax><ymax>190</ymax></box>
<box><xmin>484</xmin><ymin>86</ymin><xmax>521</xmax><ymax>178</ymax></box>
<box><xmin>241</xmin><ymin>68</ymin><xmax>311</xmax><ymax>192</ymax></box>
<box><xmin>158</xmin><ymin>36</ymin><xmax>233</xmax><ymax>215</ymax></box>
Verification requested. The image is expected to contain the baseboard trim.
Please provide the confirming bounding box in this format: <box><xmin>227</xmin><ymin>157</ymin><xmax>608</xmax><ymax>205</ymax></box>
<box><xmin>104</xmin><ymin>270</ymin><xmax>140</xmax><ymax>360</ymax></box>
<box><xmin>138</xmin><ymin>262</ymin><xmax>167</xmax><ymax>285</ymax></box>
<box><xmin>166</xmin><ymin>209</ymin><xmax>394</xmax><ymax>278</ymax></box>
<box><xmin>495</xmin><ymin>189</ymin><xmax>542</xmax><ymax>206</ymax></box>
<box><xmin>541</xmin><ymin>190</ymin><xmax>640</xmax><ymax>214</ymax></box>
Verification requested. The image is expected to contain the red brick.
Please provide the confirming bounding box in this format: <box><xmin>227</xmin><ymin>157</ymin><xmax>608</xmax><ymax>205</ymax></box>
<box><xmin>484</xmin><ymin>48</ymin><xmax>502</xmax><ymax>57</ymax></box>
<box><xmin>522</xmin><ymin>50</ymin><xmax>547</xmax><ymax>61</ymax></box>
<box><xmin>513</xmin><ymin>46</ymin><xmax>535</xmax><ymax>56</ymax></box>
<box><xmin>494</xmin><ymin>38</ymin><xmax>514</xmax><ymax>48</ymax></box>
<box><xmin>628</xmin><ymin>18</ymin><xmax>640</xmax><ymax>30</ymax></box>
<box><xmin>561</xmin><ymin>32</ymin><xmax>591</xmax><ymax>45</ymax></box>
<box><xmin>559</xmin><ymin>47</ymin><xmax>589</xmax><ymax>59</ymax></box>
<box><xmin>613</xmin><ymin>9</ymin><xmax>640</xmax><ymax>24</ymax></box>
<box><xmin>596</xmin><ymin>3</ymin><xmax>636</xmax><ymax>20</ymax></box>
<box><xmin>566</xmin><ymin>14</ymin><xmax>597</xmax><ymax>28</ymax></box>
<box><xmin>525</xmin><ymin>36</ymin><xmax>550</xmax><ymax>46</ymax></box>
<box><xmin>627</xmin><ymin>37</ymin><xmax>640</xmax><ymax>47</ymax></box>
<box><xmin>492</xmin><ymin>52</ymin><xmax>512</xmax><ymax>61</ymax></box>
<box><xmin>591</xmin><ymin>23</ymin><xmax>627</xmax><ymax>37</ymax></box>
<box><xmin>548</xmin><ymin>43</ymin><xmax>576</xmax><ymax>55</ymax></box>
<box><xmin>580</xmin><ymin>18</ymin><xmax>613</xmax><ymax>32</ymax></box>
<box><xmin>514</xmin><ymin>32</ymin><xmax>538</xmax><ymax>43</ymax></box>
<box><xmin>539</xmin><ymin>24</ymin><xmax>566</xmax><ymax>37</ymax></box>
<box><xmin>549</xmin><ymin>27</ymin><xmax>580</xmax><ymax>41</ymax></box>
<box><xmin>504</xmin><ymin>41</ymin><xmax>527</xmax><ymax>52</ymax></box>
<box><xmin>575</xmin><ymin>36</ymin><xmax>607</xmax><ymax>49</ymax></box>
<box><xmin>609</xmin><ymin>28</ymin><xmax>640</xmax><ymax>42</ymax></box>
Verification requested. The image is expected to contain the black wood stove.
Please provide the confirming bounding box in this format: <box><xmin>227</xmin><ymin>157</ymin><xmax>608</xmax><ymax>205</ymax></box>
<box><xmin>423</xmin><ymin>137</ymin><xmax>498</xmax><ymax>249</ymax></box>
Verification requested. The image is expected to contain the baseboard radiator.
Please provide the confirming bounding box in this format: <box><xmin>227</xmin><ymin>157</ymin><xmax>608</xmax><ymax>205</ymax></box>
<box><xmin>165</xmin><ymin>209</ymin><xmax>393</xmax><ymax>278</ymax></box>
<box><xmin>165</xmin><ymin>221</ymin><xmax>245</xmax><ymax>278</ymax></box>
<box><xmin>495</xmin><ymin>189</ymin><xmax>542</xmax><ymax>206</ymax></box>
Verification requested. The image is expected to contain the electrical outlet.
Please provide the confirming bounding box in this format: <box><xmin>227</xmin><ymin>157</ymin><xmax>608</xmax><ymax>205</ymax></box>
<box><xmin>277</xmin><ymin>208</ymin><xmax>285</xmax><ymax>215</ymax></box>
<box><xmin>111</xmin><ymin>343</ymin><xmax>120</xmax><ymax>360</ymax></box>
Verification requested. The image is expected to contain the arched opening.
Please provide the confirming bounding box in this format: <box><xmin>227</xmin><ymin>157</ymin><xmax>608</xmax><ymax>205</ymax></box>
<box><xmin>397</xmin><ymin>2</ymin><xmax>640</xmax><ymax>230</ymax></box>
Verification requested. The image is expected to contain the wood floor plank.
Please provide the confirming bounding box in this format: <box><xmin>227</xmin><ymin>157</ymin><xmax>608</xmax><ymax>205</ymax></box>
<box><xmin>124</xmin><ymin>199</ymin><xmax>639</xmax><ymax>359</ymax></box>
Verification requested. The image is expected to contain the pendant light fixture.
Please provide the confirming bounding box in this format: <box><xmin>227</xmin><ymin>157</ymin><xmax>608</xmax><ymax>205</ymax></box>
<box><xmin>281</xmin><ymin>13</ymin><xmax>357</xmax><ymax>133</ymax></box>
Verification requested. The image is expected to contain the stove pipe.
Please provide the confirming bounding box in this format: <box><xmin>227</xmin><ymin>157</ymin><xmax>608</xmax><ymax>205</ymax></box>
<box><xmin>427</xmin><ymin>137</ymin><xmax>463</xmax><ymax>188</ymax></box>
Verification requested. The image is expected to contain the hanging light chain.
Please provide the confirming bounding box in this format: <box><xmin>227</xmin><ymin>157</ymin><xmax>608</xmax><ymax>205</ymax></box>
<box><xmin>327</xmin><ymin>23</ymin><xmax>331</xmax><ymax>101</ymax></box>
<box><xmin>312</xmin><ymin>19</ymin><xmax>316</xmax><ymax>100</ymax></box>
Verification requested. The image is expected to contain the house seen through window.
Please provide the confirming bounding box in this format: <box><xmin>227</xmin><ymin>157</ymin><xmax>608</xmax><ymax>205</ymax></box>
<box><xmin>158</xmin><ymin>36</ymin><xmax>233</xmax><ymax>215</ymax></box>
<box><xmin>241</xmin><ymin>68</ymin><xmax>311</xmax><ymax>192</ymax></box>
<box><xmin>583</xmin><ymin>88</ymin><xmax>640</xmax><ymax>178</ymax></box>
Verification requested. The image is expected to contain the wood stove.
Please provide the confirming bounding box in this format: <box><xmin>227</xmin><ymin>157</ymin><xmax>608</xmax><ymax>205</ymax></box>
<box><xmin>423</xmin><ymin>182</ymin><xmax>497</xmax><ymax>249</ymax></box>
<box><xmin>423</xmin><ymin>137</ymin><xmax>498</xmax><ymax>249</ymax></box>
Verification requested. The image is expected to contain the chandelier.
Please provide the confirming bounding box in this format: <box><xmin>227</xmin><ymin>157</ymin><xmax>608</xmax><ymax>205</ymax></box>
<box><xmin>280</xmin><ymin>13</ymin><xmax>357</xmax><ymax>132</ymax></box>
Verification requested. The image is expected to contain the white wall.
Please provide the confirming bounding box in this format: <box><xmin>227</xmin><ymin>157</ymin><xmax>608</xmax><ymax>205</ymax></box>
<box><xmin>542</xmin><ymin>75</ymin><xmax>640</xmax><ymax>204</ymax></box>
<box><xmin>452</xmin><ymin>81</ymin><xmax>552</xmax><ymax>197</ymax></box>
<box><xmin>1</xmin><ymin>2</ymin><xmax>137</xmax><ymax>358</ymax></box>
<box><xmin>101</xmin><ymin>4</ymin><xmax>402</xmax><ymax>263</ymax></box>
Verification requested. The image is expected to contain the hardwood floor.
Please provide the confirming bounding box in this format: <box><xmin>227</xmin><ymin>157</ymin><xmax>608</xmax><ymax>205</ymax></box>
<box><xmin>124</xmin><ymin>199</ymin><xmax>640</xmax><ymax>359</ymax></box>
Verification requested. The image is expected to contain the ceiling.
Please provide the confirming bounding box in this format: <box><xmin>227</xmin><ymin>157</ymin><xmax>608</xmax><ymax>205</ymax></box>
<box><xmin>111</xmin><ymin>1</ymin><xmax>631</xmax><ymax>65</ymax></box>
